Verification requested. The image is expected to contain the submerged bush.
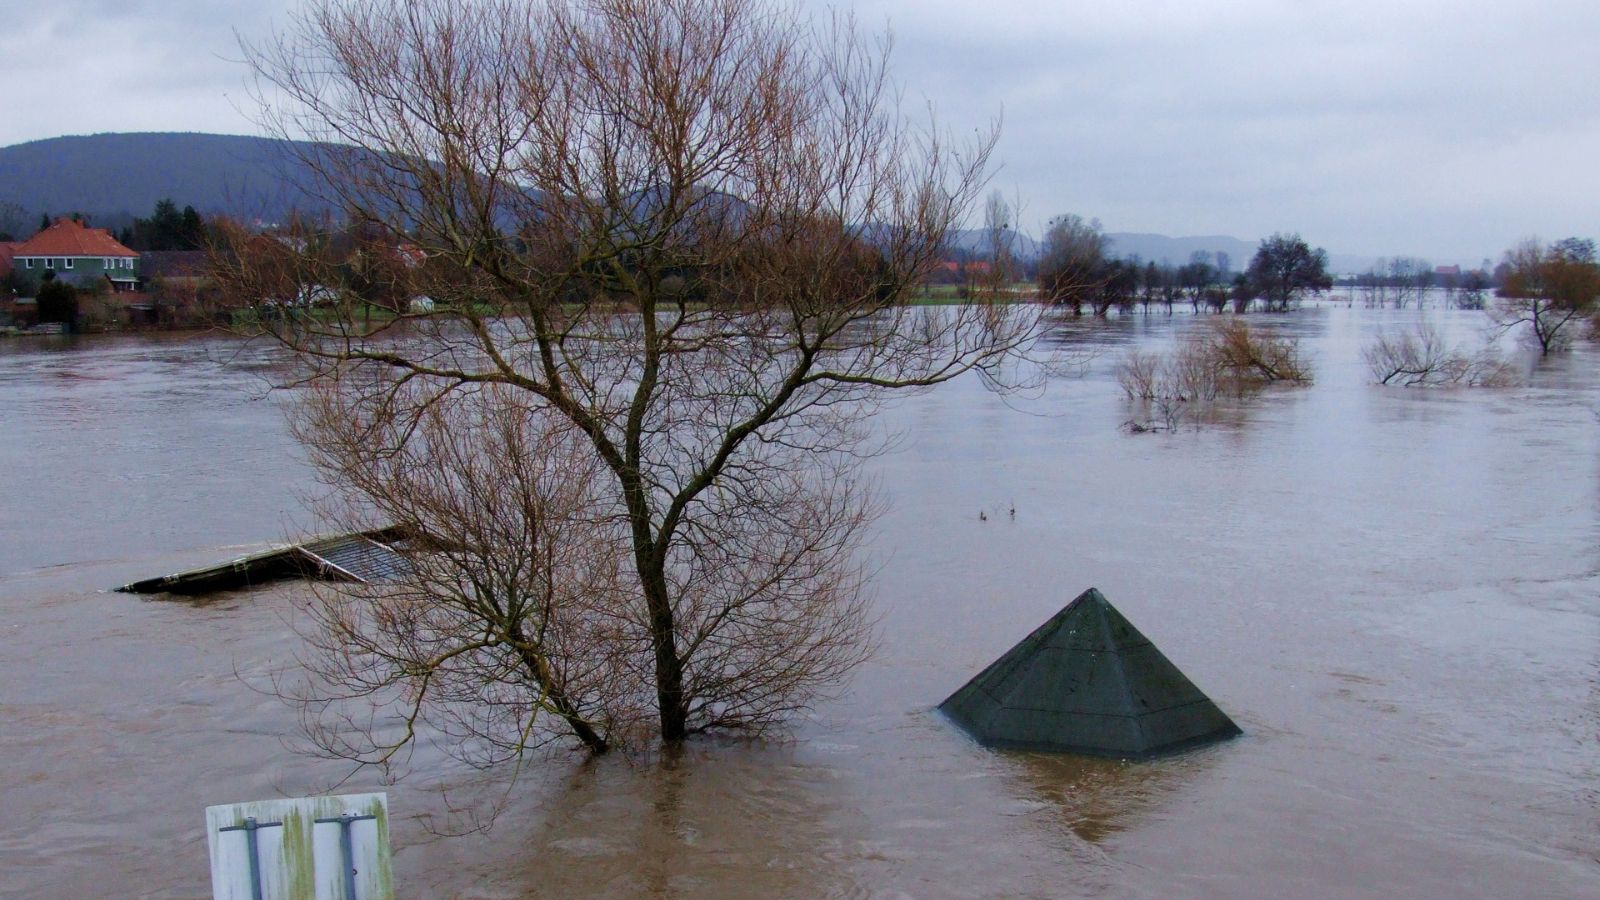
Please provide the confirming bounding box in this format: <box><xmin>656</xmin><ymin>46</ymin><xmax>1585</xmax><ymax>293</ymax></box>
<box><xmin>1363</xmin><ymin>323</ymin><xmax>1516</xmax><ymax>387</ymax></box>
<box><xmin>1206</xmin><ymin>319</ymin><xmax>1311</xmax><ymax>385</ymax></box>
<box><xmin>1116</xmin><ymin>318</ymin><xmax>1310</xmax><ymax>432</ymax></box>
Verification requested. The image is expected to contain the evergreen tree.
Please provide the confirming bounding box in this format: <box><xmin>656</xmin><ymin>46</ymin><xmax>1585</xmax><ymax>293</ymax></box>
<box><xmin>128</xmin><ymin>198</ymin><xmax>205</xmax><ymax>251</ymax></box>
<box><xmin>36</xmin><ymin>276</ymin><xmax>79</xmax><ymax>331</ymax></box>
<box><xmin>180</xmin><ymin>206</ymin><xmax>205</xmax><ymax>248</ymax></box>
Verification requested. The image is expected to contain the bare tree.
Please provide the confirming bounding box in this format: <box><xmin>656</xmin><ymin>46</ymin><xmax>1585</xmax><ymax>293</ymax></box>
<box><xmin>1156</xmin><ymin>262</ymin><xmax>1181</xmax><ymax>314</ymax></box>
<box><xmin>1179</xmin><ymin>251</ymin><xmax>1215</xmax><ymax>314</ymax></box>
<box><xmin>1385</xmin><ymin>257</ymin><xmax>1434</xmax><ymax>308</ymax></box>
<box><xmin>1037</xmin><ymin>213</ymin><xmax>1105</xmax><ymax>315</ymax></box>
<box><xmin>224</xmin><ymin>0</ymin><xmax>1038</xmax><ymax>756</ymax></box>
<box><xmin>1491</xmin><ymin>238</ymin><xmax>1600</xmax><ymax>353</ymax></box>
<box><xmin>974</xmin><ymin>189</ymin><xmax>1019</xmax><ymax>300</ymax></box>
<box><xmin>1355</xmin><ymin>261</ymin><xmax>1386</xmax><ymax>308</ymax></box>
<box><xmin>1362</xmin><ymin>323</ymin><xmax>1516</xmax><ymax>387</ymax></box>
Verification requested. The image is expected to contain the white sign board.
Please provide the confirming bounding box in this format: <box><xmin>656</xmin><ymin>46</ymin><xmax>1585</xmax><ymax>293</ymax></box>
<box><xmin>205</xmin><ymin>792</ymin><xmax>393</xmax><ymax>900</ymax></box>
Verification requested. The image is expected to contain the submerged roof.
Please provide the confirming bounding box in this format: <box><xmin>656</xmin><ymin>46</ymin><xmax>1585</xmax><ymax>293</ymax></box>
<box><xmin>117</xmin><ymin>528</ymin><xmax>411</xmax><ymax>595</ymax></box>
<box><xmin>939</xmin><ymin>587</ymin><xmax>1240</xmax><ymax>758</ymax></box>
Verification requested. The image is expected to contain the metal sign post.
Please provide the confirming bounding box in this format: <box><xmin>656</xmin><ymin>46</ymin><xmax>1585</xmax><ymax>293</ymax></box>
<box><xmin>205</xmin><ymin>793</ymin><xmax>393</xmax><ymax>900</ymax></box>
<box><xmin>215</xmin><ymin>817</ymin><xmax>284</xmax><ymax>900</ymax></box>
<box><xmin>313</xmin><ymin>813</ymin><xmax>378</xmax><ymax>900</ymax></box>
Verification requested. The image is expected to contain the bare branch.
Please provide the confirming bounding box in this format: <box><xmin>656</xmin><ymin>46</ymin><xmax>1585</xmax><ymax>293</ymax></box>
<box><xmin>221</xmin><ymin>0</ymin><xmax>1038</xmax><ymax>766</ymax></box>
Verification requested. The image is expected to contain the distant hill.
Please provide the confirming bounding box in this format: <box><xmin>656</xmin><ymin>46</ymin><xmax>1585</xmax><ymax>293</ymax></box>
<box><xmin>0</xmin><ymin>132</ymin><xmax>332</xmax><ymax>235</ymax></box>
<box><xmin>0</xmin><ymin>133</ymin><xmax>1386</xmax><ymax>272</ymax></box>
<box><xmin>1101</xmin><ymin>232</ymin><xmax>1258</xmax><ymax>269</ymax></box>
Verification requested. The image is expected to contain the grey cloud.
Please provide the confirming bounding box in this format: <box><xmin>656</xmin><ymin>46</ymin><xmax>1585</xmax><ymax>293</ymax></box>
<box><xmin>1</xmin><ymin>0</ymin><xmax>1594</xmax><ymax>261</ymax></box>
<box><xmin>853</xmin><ymin>0</ymin><xmax>1600</xmax><ymax>259</ymax></box>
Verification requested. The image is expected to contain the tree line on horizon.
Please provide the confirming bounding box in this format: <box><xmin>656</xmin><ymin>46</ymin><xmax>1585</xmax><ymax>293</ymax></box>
<box><xmin>8</xmin><ymin>182</ymin><xmax>1598</xmax><ymax>358</ymax></box>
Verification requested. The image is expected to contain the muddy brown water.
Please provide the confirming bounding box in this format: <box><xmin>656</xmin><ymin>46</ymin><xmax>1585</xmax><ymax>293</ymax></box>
<box><xmin>2</xmin><ymin>308</ymin><xmax>1598</xmax><ymax>898</ymax></box>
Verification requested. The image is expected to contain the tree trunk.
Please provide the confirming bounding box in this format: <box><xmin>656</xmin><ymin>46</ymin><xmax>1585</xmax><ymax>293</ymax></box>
<box><xmin>511</xmin><ymin>637</ymin><xmax>609</xmax><ymax>754</ymax></box>
<box><xmin>645</xmin><ymin>571</ymin><xmax>689</xmax><ymax>741</ymax></box>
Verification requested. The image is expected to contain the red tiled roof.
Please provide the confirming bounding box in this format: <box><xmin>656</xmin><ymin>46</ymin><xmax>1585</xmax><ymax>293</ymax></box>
<box><xmin>940</xmin><ymin>260</ymin><xmax>992</xmax><ymax>274</ymax></box>
<box><xmin>14</xmin><ymin>218</ymin><xmax>137</xmax><ymax>258</ymax></box>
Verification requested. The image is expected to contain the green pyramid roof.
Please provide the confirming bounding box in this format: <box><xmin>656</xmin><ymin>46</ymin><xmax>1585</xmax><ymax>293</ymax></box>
<box><xmin>939</xmin><ymin>588</ymin><xmax>1241</xmax><ymax>758</ymax></box>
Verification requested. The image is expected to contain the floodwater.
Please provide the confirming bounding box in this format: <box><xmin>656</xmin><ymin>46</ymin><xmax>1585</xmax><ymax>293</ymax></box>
<box><xmin>2</xmin><ymin>307</ymin><xmax>1598</xmax><ymax>898</ymax></box>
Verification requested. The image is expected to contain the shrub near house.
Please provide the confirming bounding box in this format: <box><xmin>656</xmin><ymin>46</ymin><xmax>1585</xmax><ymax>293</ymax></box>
<box><xmin>10</xmin><ymin>218</ymin><xmax>139</xmax><ymax>294</ymax></box>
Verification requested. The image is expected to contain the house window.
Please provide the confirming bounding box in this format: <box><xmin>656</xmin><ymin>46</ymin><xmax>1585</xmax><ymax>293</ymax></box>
<box><xmin>64</xmin><ymin>258</ymin><xmax>74</xmax><ymax>269</ymax></box>
<box><xmin>104</xmin><ymin>258</ymin><xmax>112</xmax><ymax>268</ymax></box>
<box><xmin>24</xmin><ymin>258</ymin><xmax>33</xmax><ymax>268</ymax></box>
<box><xmin>44</xmin><ymin>258</ymin><xmax>54</xmax><ymax>269</ymax></box>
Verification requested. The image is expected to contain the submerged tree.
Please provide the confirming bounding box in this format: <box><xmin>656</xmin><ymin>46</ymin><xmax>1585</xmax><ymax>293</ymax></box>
<box><xmin>1362</xmin><ymin>323</ymin><xmax>1515</xmax><ymax>387</ymax></box>
<box><xmin>1179</xmin><ymin>251</ymin><xmax>1224</xmax><ymax>314</ymax></box>
<box><xmin>225</xmin><ymin>0</ymin><xmax>1039</xmax><ymax>762</ymax></box>
<box><xmin>1037</xmin><ymin>213</ymin><xmax>1105</xmax><ymax>315</ymax></box>
<box><xmin>1491</xmin><ymin>238</ymin><xmax>1600</xmax><ymax>354</ymax></box>
<box><xmin>1246</xmin><ymin>233</ymin><xmax>1332</xmax><ymax>311</ymax></box>
<box><xmin>1115</xmin><ymin>318</ymin><xmax>1310</xmax><ymax>432</ymax></box>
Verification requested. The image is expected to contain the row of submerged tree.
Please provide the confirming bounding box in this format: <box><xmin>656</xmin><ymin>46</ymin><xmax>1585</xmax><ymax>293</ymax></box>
<box><xmin>1107</xmin><ymin>238</ymin><xmax>1600</xmax><ymax>431</ymax></box>
<box><xmin>1028</xmin><ymin>218</ymin><xmax>1332</xmax><ymax>316</ymax></box>
<box><xmin>966</xmin><ymin>196</ymin><xmax>1600</xmax><ymax>356</ymax></box>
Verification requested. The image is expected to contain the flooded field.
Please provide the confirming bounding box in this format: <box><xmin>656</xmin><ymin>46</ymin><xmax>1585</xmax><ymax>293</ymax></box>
<box><xmin>2</xmin><ymin>306</ymin><xmax>1598</xmax><ymax>898</ymax></box>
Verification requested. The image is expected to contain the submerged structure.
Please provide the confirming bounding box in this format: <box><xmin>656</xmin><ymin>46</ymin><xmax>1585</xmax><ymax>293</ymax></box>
<box><xmin>117</xmin><ymin>528</ymin><xmax>410</xmax><ymax>595</ymax></box>
<box><xmin>940</xmin><ymin>587</ymin><xmax>1240</xmax><ymax>758</ymax></box>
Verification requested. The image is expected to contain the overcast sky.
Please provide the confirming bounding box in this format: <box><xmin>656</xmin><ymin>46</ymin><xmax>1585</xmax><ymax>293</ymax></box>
<box><xmin>2</xmin><ymin>0</ymin><xmax>1595</xmax><ymax>262</ymax></box>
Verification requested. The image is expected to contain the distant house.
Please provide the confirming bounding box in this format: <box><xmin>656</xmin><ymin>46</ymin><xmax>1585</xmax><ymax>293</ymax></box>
<box><xmin>394</xmin><ymin>243</ymin><xmax>427</xmax><ymax>268</ymax></box>
<box><xmin>930</xmin><ymin>259</ymin><xmax>992</xmax><ymax>284</ymax></box>
<box><xmin>10</xmin><ymin>218</ymin><xmax>140</xmax><ymax>292</ymax></box>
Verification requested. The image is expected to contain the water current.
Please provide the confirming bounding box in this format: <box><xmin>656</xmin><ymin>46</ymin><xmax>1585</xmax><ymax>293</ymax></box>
<box><xmin>2</xmin><ymin>306</ymin><xmax>1597</xmax><ymax>897</ymax></box>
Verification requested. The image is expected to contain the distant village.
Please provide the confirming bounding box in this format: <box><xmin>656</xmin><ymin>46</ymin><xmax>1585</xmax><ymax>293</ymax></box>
<box><xmin>0</xmin><ymin>201</ymin><xmax>433</xmax><ymax>335</ymax></box>
<box><xmin>0</xmin><ymin>201</ymin><xmax>214</xmax><ymax>333</ymax></box>
<box><xmin>0</xmin><ymin>195</ymin><xmax>1512</xmax><ymax>337</ymax></box>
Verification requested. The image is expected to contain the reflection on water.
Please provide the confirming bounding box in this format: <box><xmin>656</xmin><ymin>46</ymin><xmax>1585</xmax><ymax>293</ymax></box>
<box><xmin>3</xmin><ymin>307</ymin><xmax>1599</xmax><ymax>897</ymax></box>
<box><xmin>1006</xmin><ymin>749</ymin><xmax>1208</xmax><ymax>847</ymax></box>
<box><xmin>501</xmin><ymin>746</ymin><xmax>863</xmax><ymax>898</ymax></box>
